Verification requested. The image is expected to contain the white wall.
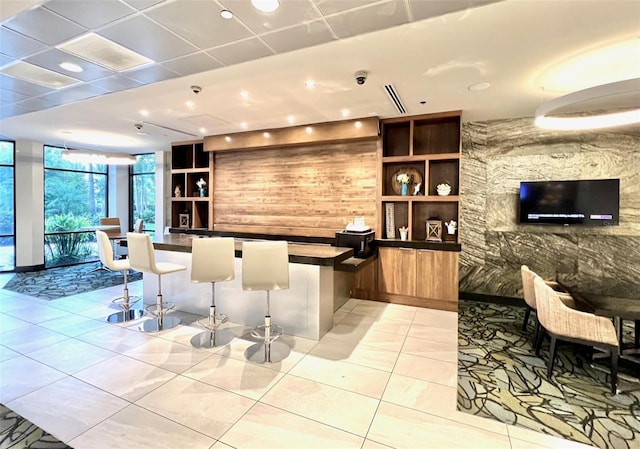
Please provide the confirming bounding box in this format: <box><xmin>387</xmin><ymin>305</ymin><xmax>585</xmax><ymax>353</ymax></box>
<box><xmin>14</xmin><ymin>140</ymin><xmax>44</xmax><ymax>269</ymax></box>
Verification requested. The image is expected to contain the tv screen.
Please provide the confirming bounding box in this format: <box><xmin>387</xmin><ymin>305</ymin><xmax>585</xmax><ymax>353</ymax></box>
<box><xmin>519</xmin><ymin>179</ymin><xmax>619</xmax><ymax>226</ymax></box>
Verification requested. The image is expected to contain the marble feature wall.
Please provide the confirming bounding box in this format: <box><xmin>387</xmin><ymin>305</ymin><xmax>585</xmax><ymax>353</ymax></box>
<box><xmin>460</xmin><ymin>117</ymin><xmax>640</xmax><ymax>299</ymax></box>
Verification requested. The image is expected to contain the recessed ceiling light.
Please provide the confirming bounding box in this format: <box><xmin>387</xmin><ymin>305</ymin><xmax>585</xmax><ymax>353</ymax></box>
<box><xmin>225</xmin><ymin>136</ymin><xmax>232</xmax><ymax>142</ymax></box>
<box><xmin>241</xmin><ymin>122</ymin><xmax>248</xmax><ymax>129</ymax></box>
<box><xmin>251</xmin><ymin>0</ymin><xmax>279</xmax><ymax>13</ymax></box>
<box><xmin>287</xmin><ymin>116</ymin><xmax>295</xmax><ymax>124</ymax></box>
<box><xmin>59</xmin><ymin>62</ymin><xmax>83</xmax><ymax>73</ymax></box>
<box><xmin>341</xmin><ymin>109</ymin><xmax>350</xmax><ymax>117</ymax></box>
<box><xmin>139</xmin><ymin>109</ymin><xmax>149</xmax><ymax>117</ymax></box>
<box><xmin>305</xmin><ymin>127</ymin><xmax>313</xmax><ymax>134</ymax></box>
<box><xmin>199</xmin><ymin>127</ymin><xmax>207</xmax><ymax>134</ymax></box>
<box><xmin>185</xmin><ymin>101</ymin><xmax>195</xmax><ymax>108</ymax></box>
<box><xmin>220</xmin><ymin>9</ymin><xmax>233</xmax><ymax>19</ymax></box>
<box><xmin>304</xmin><ymin>79</ymin><xmax>316</xmax><ymax>89</ymax></box>
<box><xmin>240</xmin><ymin>91</ymin><xmax>249</xmax><ymax>99</ymax></box>
<box><xmin>263</xmin><ymin>132</ymin><xmax>270</xmax><ymax>138</ymax></box>
<box><xmin>468</xmin><ymin>82</ymin><xmax>491</xmax><ymax>91</ymax></box>
<box><xmin>354</xmin><ymin>121</ymin><xmax>362</xmax><ymax>129</ymax></box>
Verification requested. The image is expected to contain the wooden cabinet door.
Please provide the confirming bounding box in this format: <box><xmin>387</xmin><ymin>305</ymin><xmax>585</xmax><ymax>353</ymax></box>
<box><xmin>416</xmin><ymin>249</ymin><xmax>459</xmax><ymax>302</ymax></box>
<box><xmin>378</xmin><ymin>247</ymin><xmax>416</xmax><ymax>296</ymax></box>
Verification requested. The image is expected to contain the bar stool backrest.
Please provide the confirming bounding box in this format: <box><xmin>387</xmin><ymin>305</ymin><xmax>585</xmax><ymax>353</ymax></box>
<box><xmin>242</xmin><ymin>241</ymin><xmax>289</xmax><ymax>291</ymax></box>
<box><xmin>96</xmin><ymin>230</ymin><xmax>118</xmax><ymax>270</ymax></box>
<box><xmin>126</xmin><ymin>232</ymin><xmax>159</xmax><ymax>274</ymax></box>
<box><xmin>100</xmin><ymin>217</ymin><xmax>122</xmax><ymax>238</ymax></box>
<box><xmin>191</xmin><ymin>238</ymin><xmax>235</xmax><ymax>283</ymax></box>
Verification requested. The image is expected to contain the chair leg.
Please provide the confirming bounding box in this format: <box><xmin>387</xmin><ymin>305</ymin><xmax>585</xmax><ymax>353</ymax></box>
<box><xmin>547</xmin><ymin>336</ymin><xmax>557</xmax><ymax>379</ymax></box>
<box><xmin>535</xmin><ymin>322</ymin><xmax>544</xmax><ymax>356</ymax></box>
<box><xmin>522</xmin><ymin>306</ymin><xmax>531</xmax><ymax>333</ymax></box>
<box><xmin>610</xmin><ymin>345</ymin><xmax>619</xmax><ymax>395</ymax></box>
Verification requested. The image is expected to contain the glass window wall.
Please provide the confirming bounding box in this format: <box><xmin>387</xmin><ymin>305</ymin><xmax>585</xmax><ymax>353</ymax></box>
<box><xmin>0</xmin><ymin>141</ymin><xmax>15</xmax><ymax>271</ymax></box>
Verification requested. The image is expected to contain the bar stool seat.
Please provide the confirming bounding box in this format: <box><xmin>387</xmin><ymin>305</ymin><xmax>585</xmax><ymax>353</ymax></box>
<box><xmin>190</xmin><ymin>237</ymin><xmax>236</xmax><ymax>348</ymax></box>
<box><xmin>96</xmin><ymin>230</ymin><xmax>144</xmax><ymax>323</ymax></box>
<box><xmin>242</xmin><ymin>240</ymin><xmax>291</xmax><ymax>364</ymax></box>
<box><xmin>126</xmin><ymin>232</ymin><xmax>185</xmax><ymax>332</ymax></box>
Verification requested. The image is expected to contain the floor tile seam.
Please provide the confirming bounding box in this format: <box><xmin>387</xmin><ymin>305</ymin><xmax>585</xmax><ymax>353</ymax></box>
<box><xmin>16</xmin><ymin>377</ymin><xmax>131</xmax><ymax>445</ymax></box>
<box><xmin>250</xmin><ymin>396</ymin><xmax>373</xmax><ymax>440</ymax></box>
<box><xmin>67</xmin><ymin>402</ymin><xmax>216</xmax><ymax>447</ymax></box>
<box><xmin>397</xmin><ymin>348</ymin><xmax>459</xmax><ymax>365</ymax></box>
<box><xmin>3</xmin><ymin>329</ymin><xmax>73</xmax><ymax>355</ymax></box>
<box><xmin>377</xmin><ymin>399</ymin><xmax>513</xmax><ymax>439</ymax></box>
<box><xmin>283</xmin><ymin>368</ymin><xmax>387</xmax><ymax>401</ymax></box>
<box><xmin>115</xmin><ymin>346</ymin><xmax>217</xmax><ymax>376</ymax></box>
<box><xmin>130</xmin><ymin>399</ymin><xmax>225</xmax><ymax>442</ymax></box>
<box><xmin>302</xmin><ymin>349</ymin><xmax>402</xmax><ymax>377</ymax></box>
<box><xmin>25</xmin><ymin>339</ymin><xmax>121</xmax><ymax>375</ymax></box>
<box><xmin>345</xmin><ymin>311</ymin><xmax>416</xmax><ymax>324</ymax></box>
<box><xmin>397</xmin><ymin>349</ymin><xmax>459</xmax><ymax>367</ymax></box>
<box><xmin>318</xmin><ymin>336</ymin><xmax>404</xmax><ymax>355</ymax></box>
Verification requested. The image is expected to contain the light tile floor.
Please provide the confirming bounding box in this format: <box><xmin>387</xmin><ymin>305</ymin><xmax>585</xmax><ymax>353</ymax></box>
<box><xmin>0</xmin><ymin>273</ymin><xmax>596</xmax><ymax>449</ymax></box>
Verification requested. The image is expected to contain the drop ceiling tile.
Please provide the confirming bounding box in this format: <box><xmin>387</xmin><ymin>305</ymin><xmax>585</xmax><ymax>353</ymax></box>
<box><xmin>161</xmin><ymin>53</ymin><xmax>223</xmax><ymax>76</ymax></box>
<box><xmin>15</xmin><ymin>96</ymin><xmax>52</xmax><ymax>110</ymax></box>
<box><xmin>42</xmin><ymin>83</ymin><xmax>111</xmax><ymax>105</ymax></box>
<box><xmin>180</xmin><ymin>114</ymin><xmax>231</xmax><ymax>128</ymax></box>
<box><xmin>147</xmin><ymin>0</ymin><xmax>253</xmax><ymax>49</ymax></box>
<box><xmin>409</xmin><ymin>0</ymin><xmax>499</xmax><ymax>21</ymax></box>
<box><xmin>0</xmin><ymin>73</ymin><xmax>54</xmax><ymax>96</ymax></box>
<box><xmin>0</xmin><ymin>89</ymin><xmax>28</xmax><ymax>103</ymax></box>
<box><xmin>25</xmin><ymin>49</ymin><xmax>117</xmax><ymax>82</ymax></box>
<box><xmin>0</xmin><ymin>26</ymin><xmax>46</xmax><ymax>59</ymax></box>
<box><xmin>3</xmin><ymin>6</ymin><xmax>86</xmax><ymax>45</ymax></box>
<box><xmin>90</xmin><ymin>75</ymin><xmax>143</xmax><ymax>93</ymax></box>
<box><xmin>98</xmin><ymin>15</ymin><xmax>199</xmax><ymax>62</ymax></box>
<box><xmin>124</xmin><ymin>64</ymin><xmax>179</xmax><ymax>84</ymax></box>
<box><xmin>313</xmin><ymin>0</ymin><xmax>376</xmax><ymax>16</ymax></box>
<box><xmin>260</xmin><ymin>20</ymin><xmax>335</xmax><ymax>53</ymax></box>
<box><xmin>325</xmin><ymin>0</ymin><xmax>408</xmax><ymax>38</ymax></box>
<box><xmin>0</xmin><ymin>54</ymin><xmax>15</xmax><ymax>68</ymax></box>
<box><xmin>43</xmin><ymin>0</ymin><xmax>136</xmax><ymax>29</ymax></box>
<box><xmin>207</xmin><ymin>37</ymin><xmax>274</xmax><ymax>66</ymax></box>
<box><xmin>121</xmin><ymin>0</ymin><xmax>166</xmax><ymax>11</ymax></box>
<box><xmin>0</xmin><ymin>103</ymin><xmax>35</xmax><ymax>119</ymax></box>
<box><xmin>219</xmin><ymin>0</ymin><xmax>320</xmax><ymax>34</ymax></box>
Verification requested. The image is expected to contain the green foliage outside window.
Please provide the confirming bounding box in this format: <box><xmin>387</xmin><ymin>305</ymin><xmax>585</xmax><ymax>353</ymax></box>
<box><xmin>44</xmin><ymin>214</ymin><xmax>93</xmax><ymax>265</ymax></box>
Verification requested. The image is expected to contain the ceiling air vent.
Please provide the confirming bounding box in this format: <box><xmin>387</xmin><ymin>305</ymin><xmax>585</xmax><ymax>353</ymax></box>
<box><xmin>383</xmin><ymin>83</ymin><xmax>406</xmax><ymax>114</ymax></box>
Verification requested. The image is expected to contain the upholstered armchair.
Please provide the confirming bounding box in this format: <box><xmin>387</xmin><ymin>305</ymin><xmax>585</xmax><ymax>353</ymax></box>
<box><xmin>533</xmin><ymin>276</ymin><xmax>619</xmax><ymax>394</ymax></box>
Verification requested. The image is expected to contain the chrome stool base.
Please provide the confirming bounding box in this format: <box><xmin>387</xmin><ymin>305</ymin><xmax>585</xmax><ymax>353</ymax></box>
<box><xmin>106</xmin><ymin>309</ymin><xmax>145</xmax><ymax>323</ymax></box>
<box><xmin>190</xmin><ymin>328</ymin><xmax>235</xmax><ymax>348</ymax></box>
<box><xmin>245</xmin><ymin>341</ymin><xmax>290</xmax><ymax>364</ymax></box>
<box><xmin>140</xmin><ymin>315</ymin><xmax>181</xmax><ymax>332</ymax></box>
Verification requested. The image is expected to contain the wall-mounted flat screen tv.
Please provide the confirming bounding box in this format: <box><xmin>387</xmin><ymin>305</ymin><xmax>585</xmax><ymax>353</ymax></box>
<box><xmin>519</xmin><ymin>179</ymin><xmax>619</xmax><ymax>226</ymax></box>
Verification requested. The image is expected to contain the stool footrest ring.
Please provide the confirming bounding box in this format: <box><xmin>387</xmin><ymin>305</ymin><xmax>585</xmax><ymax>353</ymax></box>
<box><xmin>197</xmin><ymin>314</ymin><xmax>229</xmax><ymax>331</ymax></box>
<box><xmin>251</xmin><ymin>324</ymin><xmax>283</xmax><ymax>342</ymax></box>
<box><xmin>111</xmin><ymin>295</ymin><xmax>142</xmax><ymax>309</ymax></box>
<box><xmin>145</xmin><ymin>302</ymin><xmax>176</xmax><ymax>317</ymax></box>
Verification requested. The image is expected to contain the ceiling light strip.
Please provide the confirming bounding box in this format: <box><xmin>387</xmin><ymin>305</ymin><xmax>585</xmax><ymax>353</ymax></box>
<box><xmin>62</xmin><ymin>149</ymin><xmax>136</xmax><ymax>165</ymax></box>
<box><xmin>535</xmin><ymin>78</ymin><xmax>640</xmax><ymax>130</ymax></box>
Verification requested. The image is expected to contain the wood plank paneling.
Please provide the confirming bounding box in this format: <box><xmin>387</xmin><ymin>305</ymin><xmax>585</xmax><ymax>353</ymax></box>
<box><xmin>213</xmin><ymin>141</ymin><xmax>377</xmax><ymax>236</ymax></box>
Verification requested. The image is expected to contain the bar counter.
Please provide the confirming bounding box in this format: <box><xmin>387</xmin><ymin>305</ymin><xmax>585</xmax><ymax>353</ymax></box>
<box><xmin>139</xmin><ymin>233</ymin><xmax>354</xmax><ymax>340</ymax></box>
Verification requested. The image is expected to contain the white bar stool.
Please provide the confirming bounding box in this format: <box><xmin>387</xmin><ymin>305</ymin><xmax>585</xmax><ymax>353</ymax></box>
<box><xmin>242</xmin><ymin>240</ymin><xmax>291</xmax><ymax>364</ymax></box>
<box><xmin>96</xmin><ymin>230</ymin><xmax>144</xmax><ymax>323</ymax></box>
<box><xmin>190</xmin><ymin>237</ymin><xmax>236</xmax><ymax>348</ymax></box>
<box><xmin>126</xmin><ymin>232</ymin><xmax>186</xmax><ymax>332</ymax></box>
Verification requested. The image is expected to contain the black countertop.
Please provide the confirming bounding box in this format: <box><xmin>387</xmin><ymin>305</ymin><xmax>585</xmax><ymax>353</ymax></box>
<box><xmin>152</xmin><ymin>233</ymin><xmax>353</xmax><ymax>267</ymax></box>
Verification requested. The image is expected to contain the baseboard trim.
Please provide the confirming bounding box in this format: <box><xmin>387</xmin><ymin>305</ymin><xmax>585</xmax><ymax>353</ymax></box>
<box><xmin>14</xmin><ymin>264</ymin><xmax>45</xmax><ymax>273</ymax></box>
<box><xmin>459</xmin><ymin>291</ymin><xmax>523</xmax><ymax>307</ymax></box>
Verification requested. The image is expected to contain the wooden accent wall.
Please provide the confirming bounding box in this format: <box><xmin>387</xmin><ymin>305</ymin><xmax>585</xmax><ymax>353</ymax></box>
<box><xmin>213</xmin><ymin>141</ymin><xmax>377</xmax><ymax>237</ymax></box>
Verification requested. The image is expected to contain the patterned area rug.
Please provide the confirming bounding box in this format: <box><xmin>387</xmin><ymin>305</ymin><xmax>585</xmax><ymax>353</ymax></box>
<box><xmin>457</xmin><ymin>300</ymin><xmax>640</xmax><ymax>449</ymax></box>
<box><xmin>2</xmin><ymin>262</ymin><xmax>142</xmax><ymax>300</ymax></box>
<box><xmin>0</xmin><ymin>403</ymin><xmax>72</xmax><ymax>448</ymax></box>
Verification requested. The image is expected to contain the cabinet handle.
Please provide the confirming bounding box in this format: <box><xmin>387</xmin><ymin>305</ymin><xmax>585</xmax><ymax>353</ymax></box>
<box><xmin>398</xmin><ymin>247</ymin><xmax>413</xmax><ymax>251</ymax></box>
<box><xmin>417</xmin><ymin>249</ymin><xmax>434</xmax><ymax>253</ymax></box>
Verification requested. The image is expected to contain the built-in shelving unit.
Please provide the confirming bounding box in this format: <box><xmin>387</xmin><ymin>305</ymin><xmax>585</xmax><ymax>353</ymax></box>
<box><xmin>170</xmin><ymin>140</ymin><xmax>212</xmax><ymax>229</ymax></box>
<box><xmin>380</xmin><ymin>111</ymin><xmax>461</xmax><ymax>242</ymax></box>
